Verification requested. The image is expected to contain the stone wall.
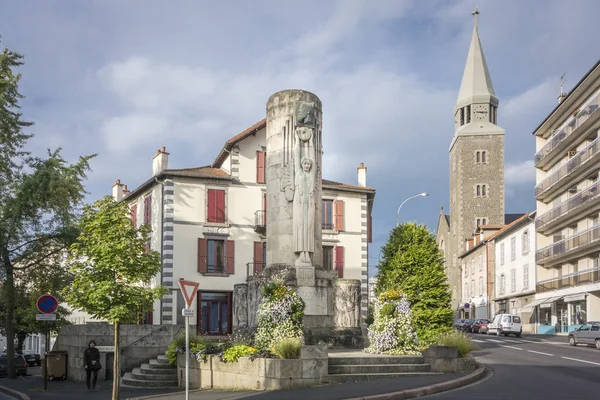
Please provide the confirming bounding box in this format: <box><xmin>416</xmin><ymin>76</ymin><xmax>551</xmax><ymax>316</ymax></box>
<box><xmin>54</xmin><ymin>323</ymin><xmax>181</xmax><ymax>381</ymax></box>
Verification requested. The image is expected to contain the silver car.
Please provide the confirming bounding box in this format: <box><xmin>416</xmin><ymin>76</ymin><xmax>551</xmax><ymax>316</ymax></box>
<box><xmin>568</xmin><ymin>321</ymin><xmax>600</xmax><ymax>349</ymax></box>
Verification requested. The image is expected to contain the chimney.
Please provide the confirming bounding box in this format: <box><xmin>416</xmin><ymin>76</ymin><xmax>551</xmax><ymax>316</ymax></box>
<box><xmin>112</xmin><ymin>179</ymin><xmax>124</xmax><ymax>201</ymax></box>
<box><xmin>152</xmin><ymin>146</ymin><xmax>169</xmax><ymax>176</ymax></box>
<box><xmin>357</xmin><ymin>162</ymin><xmax>367</xmax><ymax>187</ymax></box>
<box><xmin>123</xmin><ymin>185</ymin><xmax>130</xmax><ymax>196</ymax></box>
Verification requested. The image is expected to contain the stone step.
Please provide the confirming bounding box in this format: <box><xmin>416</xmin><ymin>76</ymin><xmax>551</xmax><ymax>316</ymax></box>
<box><xmin>328</xmin><ymin>363</ymin><xmax>431</xmax><ymax>374</ymax></box>
<box><xmin>154</xmin><ymin>356</ymin><xmax>170</xmax><ymax>365</ymax></box>
<box><xmin>149</xmin><ymin>359</ymin><xmax>177</xmax><ymax>369</ymax></box>
<box><xmin>328</xmin><ymin>356</ymin><xmax>424</xmax><ymax>366</ymax></box>
<box><xmin>140</xmin><ymin>364</ymin><xmax>178</xmax><ymax>375</ymax></box>
<box><xmin>131</xmin><ymin>368</ymin><xmax>178</xmax><ymax>381</ymax></box>
<box><xmin>322</xmin><ymin>372</ymin><xmax>442</xmax><ymax>384</ymax></box>
<box><xmin>121</xmin><ymin>372</ymin><xmax>178</xmax><ymax>388</ymax></box>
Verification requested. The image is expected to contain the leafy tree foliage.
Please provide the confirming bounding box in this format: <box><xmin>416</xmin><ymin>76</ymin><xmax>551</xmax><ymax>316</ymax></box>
<box><xmin>0</xmin><ymin>43</ymin><xmax>95</xmax><ymax>378</ymax></box>
<box><xmin>376</xmin><ymin>223</ymin><xmax>454</xmax><ymax>344</ymax></box>
<box><xmin>64</xmin><ymin>196</ymin><xmax>167</xmax><ymax>400</ymax></box>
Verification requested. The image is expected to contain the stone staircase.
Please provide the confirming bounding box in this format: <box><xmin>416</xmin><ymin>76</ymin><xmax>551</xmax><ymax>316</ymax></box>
<box><xmin>121</xmin><ymin>355</ymin><xmax>178</xmax><ymax>388</ymax></box>
<box><xmin>322</xmin><ymin>354</ymin><xmax>441</xmax><ymax>383</ymax></box>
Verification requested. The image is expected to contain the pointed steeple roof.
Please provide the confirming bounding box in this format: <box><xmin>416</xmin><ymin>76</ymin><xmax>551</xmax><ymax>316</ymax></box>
<box><xmin>455</xmin><ymin>9</ymin><xmax>498</xmax><ymax>112</ymax></box>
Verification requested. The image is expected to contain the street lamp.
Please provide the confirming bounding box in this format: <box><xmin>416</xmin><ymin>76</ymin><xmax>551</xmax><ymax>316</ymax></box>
<box><xmin>396</xmin><ymin>192</ymin><xmax>428</xmax><ymax>226</ymax></box>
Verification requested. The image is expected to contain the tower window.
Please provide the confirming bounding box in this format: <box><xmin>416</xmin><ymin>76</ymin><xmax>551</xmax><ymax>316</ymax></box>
<box><xmin>476</xmin><ymin>185</ymin><xmax>481</xmax><ymax>197</ymax></box>
<box><xmin>466</xmin><ymin>105</ymin><xmax>471</xmax><ymax>124</ymax></box>
<box><xmin>476</xmin><ymin>151</ymin><xmax>481</xmax><ymax>163</ymax></box>
<box><xmin>460</xmin><ymin>108</ymin><xmax>465</xmax><ymax>126</ymax></box>
<box><xmin>476</xmin><ymin>185</ymin><xmax>488</xmax><ymax>198</ymax></box>
<box><xmin>482</xmin><ymin>151</ymin><xmax>487</xmax><ymax>163</ymax></box>
<box><xmin>482</xmin><ymin>185</ymin><xmax>487</xmax><ymax>197</ymax></box>
<box><xmin>477</xmin><ymin>218</ymin><xmax>481</xmax><ymax>227</ymax></box>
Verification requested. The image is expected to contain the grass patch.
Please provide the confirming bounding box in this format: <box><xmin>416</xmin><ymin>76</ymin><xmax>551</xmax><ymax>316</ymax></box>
<box><xmin>435</xmin><ymin>331</ymin><xmax>477</xmax><ymax>357</ymax></box>
<box><xmin>271</xmin><ymin>338</ymin><xmax>302</xmax><ymax>359</ymax></box>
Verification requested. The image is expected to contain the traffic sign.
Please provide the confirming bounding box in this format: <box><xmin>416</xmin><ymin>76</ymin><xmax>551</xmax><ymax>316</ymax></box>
<box><xmin>37</xmin><ymin>295</ymin><xmax>58</xmax><ymax>314</ymax></box>
<box><xmin>178</xmin><ymin>279</ymin><xmax>199</xmax><ymax>309</ymax></box>
<box><xmin>182</xmin><ymin>309</ymin><xmax>195</xmax><ymax>317</ymax></box>
<box><xmin>36</xmin><ymin>314</ymin><xmax>57</xmax><ymax>321</ymax></box>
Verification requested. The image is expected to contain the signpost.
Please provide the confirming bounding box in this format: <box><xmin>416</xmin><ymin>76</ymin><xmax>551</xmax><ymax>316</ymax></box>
<box><xmin>178</xmin><ymin>279</ymin><xmax>199</xmax><ymax>400</ymax></box>
<box><xmin>37</xmin><ymin>295</ymin><xmax>58</xmax><ymax>391</ymax></box>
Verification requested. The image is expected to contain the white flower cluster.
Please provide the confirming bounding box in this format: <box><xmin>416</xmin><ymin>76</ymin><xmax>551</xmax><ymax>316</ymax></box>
<box><xmin>365</xmin><ymin>294</ymin><xmax>420</xmax><ymax>355</ymax></box>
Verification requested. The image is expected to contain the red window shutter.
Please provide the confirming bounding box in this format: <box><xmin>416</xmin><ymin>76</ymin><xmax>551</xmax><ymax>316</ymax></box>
<box><xmin>131</xmin><ymin>205</ymin><xmax>137</xmax><ymax>227</ymax></box>
<box><xmin>368</xmin><ymin>212</ymin><xmax>373</xmax><ymax>243</ymax></box>
<box><xmin>144</xmin><ymin>196</ymin><xmax>152</xmax><ymax>225</ymax></box>
<box><xmin>207</xmin><ymin>190</ymin><xmax>216</xmax><ymax>222</ymax></box>
<box><xmin>226</xmin><ymin>240</ymin><xmax>235</xmax><ymax>274</ymax></box>
<box><xmin>197</xmin><ymin>239</ymin><xmax>208</xmax><ymax>273</ymax></box>
<box><xmin>335</xmin><ymin>200</ymin><xmax>345</xmax><ymax>231</ymax></box>
<box><xmin>216</xmin><ymin>190</ymin><xmax>226</xmax><ymax>223</ymax></box>
<box><xmin>335</xmin><ymin>246</ymin><xmax>344</xmax><ymax>278</ymax></box>
<box><xmin>253</xmin><ymin>241</ymin><xmax>264</xmax><ymax>274</ymax></box>
<box><xmin>256</xmin><ymin>151</ymin><xmax>265</xmax><ymax>184</ymax></box>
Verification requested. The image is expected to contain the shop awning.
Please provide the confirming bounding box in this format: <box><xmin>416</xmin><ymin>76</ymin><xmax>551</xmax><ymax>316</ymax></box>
<box><xmin>563</xmin><ymin>293</ymin><xmax>586</xmax><ymax>302</ymax></box>
<box><xmin>520</xmin><ymin>298</ymin><xmax>546</xmax><ymax>310</ymax></box>
<box><xmin>540</xmin><ymin>296</ymin><xmax>563</xmax><ymax>308</ymax></box>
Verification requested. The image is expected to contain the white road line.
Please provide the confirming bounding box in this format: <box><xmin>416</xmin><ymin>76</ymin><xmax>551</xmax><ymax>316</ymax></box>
<box><xmin>500</xmin><ymin>345</ymin><xmax>523</xmax><ymax>350</ymax></box>
<box><xmin>546</xmin><ymin>342</ymin><xmax>569</xmax><ymax>345</ymax></box>
<box><xmin>561</xmin><ymin>356</ymin><xmax>600</xmax><ymax>366</ymax></box>
<box><xmin>470</xmin><ymin>339</ymin><xmax>486</xmax><ymax>343</ymax></box>
<box><xmin>527</xmin><ymin>350</ymin><xmax>554</xmax><ymax>356</ymax></box>
<box><xmin>486</xmin><ymin>339</ymin><xmax>504</xmax><ymax>343</ymax></box>
<box><xmin>504</xmin><ymin>339</ymin><xmax>522</xmax><ymax>343</ymax></box>
<box><xmin>519</xmin><ymin>339</ymin><xmax>538</xmax><ymax>343</ymax></box>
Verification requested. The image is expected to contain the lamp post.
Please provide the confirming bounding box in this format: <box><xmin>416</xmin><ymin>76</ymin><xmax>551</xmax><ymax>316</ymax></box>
<box><xmin>396</xmin><ymin>192</ymin><xmax>428</xmax><ymax>226</ymax></box>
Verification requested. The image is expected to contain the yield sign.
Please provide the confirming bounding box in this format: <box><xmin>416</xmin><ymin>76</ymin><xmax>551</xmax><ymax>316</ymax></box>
<box><xmin>178</xmin><ymin>279</ymin><xmax>199</xmax><ymax>309</ymax></box>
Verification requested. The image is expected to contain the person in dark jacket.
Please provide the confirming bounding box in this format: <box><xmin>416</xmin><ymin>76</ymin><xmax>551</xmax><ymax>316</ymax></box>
<box><xmin>83</xmin><ymin>340</ymin><xmax>101</xmax><ymax>392</ymax></box>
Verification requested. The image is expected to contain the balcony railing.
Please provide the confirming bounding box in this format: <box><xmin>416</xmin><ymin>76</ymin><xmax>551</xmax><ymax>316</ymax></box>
<box><xmin>254</xmin><ymin>210</ymin><xmax>266</xmax><ymax>234</ymax></box>
<box><xmin>246</xmin><ymin>262</ymin><xmax>265</xmax><ymax>277</ymax></box>
<box><xmin>537</xmin><ymin>267</ymin><xmax>600</xmax><ymax>293</ymax></box>
<box><xmin>536</xmin><ymin>224</ymin><xmax>600</xmax><ymax>264</ymax></box>
<box><xmin>535</xmin><ymin>138</ymin><xmax>600</xmax><ymax>197</ymax></box>
<box><xmin>536</xmin><ymin>180</ymin><xmax>600</xmax><ymax>231</ymax></box>
<box><xmin>534</xmin><ymin>92</ymin><xmax>600</xmax><ymax>165</ymax></box>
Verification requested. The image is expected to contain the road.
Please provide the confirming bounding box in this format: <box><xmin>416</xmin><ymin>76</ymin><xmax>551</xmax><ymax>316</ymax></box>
<box><xmin>429</xmin><ymin>333</ymin><xmax>600</xmax><ymax>399</ymax></box>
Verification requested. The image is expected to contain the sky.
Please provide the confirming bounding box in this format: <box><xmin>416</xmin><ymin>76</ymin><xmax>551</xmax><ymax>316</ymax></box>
<box><xmin>1</xmin><ymin>0</ymin><xmax>599</xmax><ymax>275</ymax></box>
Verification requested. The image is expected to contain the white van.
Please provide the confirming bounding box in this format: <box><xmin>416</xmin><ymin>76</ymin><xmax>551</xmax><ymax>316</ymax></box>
<box><xmin>488</xmin><ymin>314</ymin><xmax>523</xmax><ymax>337</ymax></box>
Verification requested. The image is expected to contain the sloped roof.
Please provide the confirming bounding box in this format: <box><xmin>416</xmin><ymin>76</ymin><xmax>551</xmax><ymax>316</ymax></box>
<box><xmin>459</xmin><ymin>212</ymin><xmax>531</xmax><ymax>258</ymax></box>
<box><xmin>322</xmin><ymin>179</ymin><xmax>375</xmax><ymax>194</ymax></box>
<box><xmin>212</xmin><ymin>119</ymin><xmax>267</xmax><ymax>168</ymax></box>
<box><xmin>165</xmin><ymin>166</ymin><xmax>231</xmax><ymax>179</ymax></box>
<box><xmin>445</xmin><ymin>214</ymin><xmax>451</xmax><ymax>226</ymax></box>
<box><xmin>505</xmin><ymin>213</ymin><xmax>526</xmax><ymax>225</ymax></box>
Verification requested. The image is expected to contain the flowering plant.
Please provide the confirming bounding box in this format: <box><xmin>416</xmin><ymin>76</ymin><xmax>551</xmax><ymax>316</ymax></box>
<box><xmin>365</xmin><ymin>291</ymin><xmax>420</xmax><ymax>355</ymax></box>
<box><xmin>254</xmin><ymin>280</ymin><xmax>305</xmax><ymax>349</ymax></box>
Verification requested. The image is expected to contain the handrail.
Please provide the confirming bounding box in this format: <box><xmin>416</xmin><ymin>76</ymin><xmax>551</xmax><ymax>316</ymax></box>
<box><xmin>121</xmin><ymin>325</ymin><xmax>170</xmax><ymax>352</ymax></box>
<box><xmin>536</xmin><ymin>180</ymin><xmax>600</xmax><ymax>229</ymax></box>
<box><xmin>537</xmin><ymin>267</ymin><xmax>600</xmax><ymax>293</ymax></box>
<box><xmin>536</xmin><ymin>223</ymin><xmax>600</xmax><ymax>263</ymax></box>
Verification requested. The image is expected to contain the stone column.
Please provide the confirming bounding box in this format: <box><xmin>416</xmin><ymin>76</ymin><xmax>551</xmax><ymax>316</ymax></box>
<box><xmin>265</xmin><ymin>90</ymin><xmax>323</xmax><ymax>271</ymax></box>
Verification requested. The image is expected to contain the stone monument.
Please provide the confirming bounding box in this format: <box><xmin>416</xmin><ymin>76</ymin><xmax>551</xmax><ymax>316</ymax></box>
<box><xmin>233</xmin><ymin>89</ymin><xmax>362</xmax><ymax>346</ymax></box>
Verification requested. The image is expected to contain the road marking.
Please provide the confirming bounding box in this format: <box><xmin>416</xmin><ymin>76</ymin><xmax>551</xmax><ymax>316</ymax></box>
<box><xmin>527</xmin><ymin>350</ymin><xmax>553</xmax><ymax>356</ymax></box>
<box><xmin>500</xmin><ymin>345</ymin><xmax>523</xmax><ymax>350</ymax></box>
<box><xmin>546</xmin><ymin>342</ymin><xmax>568</xmax><ymax>345</ymax></box>
<box><xmin>504</xmin><ymin>339</ymin><xmax>522</xmax><ymax>343</ymax></box>
<box><xmin>519</xmin><ymin>339</ymin><xmax>538</xmax><ymax>343</ymax></box>
<box><xmin>471</xmin><ymin>339</ymin><xmax>486</xmax><ymax>343</ymax></box>
<box><xmin>561</xmin><ymin>356</ymin><xmax>600</xmax><ymax>366</ymax></box>
<box><xmin>486</xmin><ymin>339</ymin><xmax>504</xmax><ymax>343</ymax></box>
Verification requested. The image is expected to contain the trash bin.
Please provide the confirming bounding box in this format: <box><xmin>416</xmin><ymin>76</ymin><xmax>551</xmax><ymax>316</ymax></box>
<box><xmin>42</xmin><ymin>351</ymin><xmax>68</xmax><ymax>381</ymax></box>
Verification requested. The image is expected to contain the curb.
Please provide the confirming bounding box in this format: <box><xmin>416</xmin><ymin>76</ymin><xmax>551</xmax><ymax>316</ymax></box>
<box><xmin>0</xmin><ymin>385</ymin><xmax>31</xmax><ymax>400</ymax></box>
<box><xmin>345</xmin><ymin>365</ymin><xmax>488</xmax><ymax>400</ymax></box>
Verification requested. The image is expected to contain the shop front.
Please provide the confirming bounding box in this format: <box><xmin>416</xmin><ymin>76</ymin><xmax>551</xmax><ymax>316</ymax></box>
<box><xmin>530</xmin><ymin>293</ymin><xmax>589</xmax><ymax>334</ymax></box>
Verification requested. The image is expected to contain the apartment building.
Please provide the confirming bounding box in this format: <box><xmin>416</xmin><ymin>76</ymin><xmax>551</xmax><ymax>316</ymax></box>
<box><xmin>114</xmin><ymin>119</ymin><xmax>375</xmax><ymax>335</ymax></box>
<box><xmin>533</xmin><ymin>59</ymin><xmax>600</xmax><ymax>334</ymax></box>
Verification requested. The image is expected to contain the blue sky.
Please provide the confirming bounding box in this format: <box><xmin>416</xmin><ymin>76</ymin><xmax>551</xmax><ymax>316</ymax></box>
<box><xmin>1</xmin><ymin>0</ymin><xmax>599</xmax><ymax>274</ymax></box>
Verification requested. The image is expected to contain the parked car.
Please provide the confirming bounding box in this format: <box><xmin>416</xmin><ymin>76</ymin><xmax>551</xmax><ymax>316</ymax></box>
<box><xmin>471</xmin><ymin>319</ymin><xmax>491</xmax><ymax>334</ymax></box>
<box><xmin>0</xmin><ymin>355</ymin><xmax>28</xmax><ymax>377</ymax></box>
<box><xmin>461</xmin><ymin>319</ymin><xmax>475</xmax><ymax>332</ymax></box>
<box><xmin>453</xmin><ymin>319</ymin><xmax>466</xmax><ymax>330</ymax></box>
<box><xmin>568</xmin><ymin>321</ymin><xmax>600</xmax><ymax>349</ymax></box>
<box><xmin>488</xmin><ymin>314</ymin><xmax>522</xmax><ymax>337</ymax></box>
<box><xmin>21</xmin><ymin>350</ymin><xmax>41</xmax><ymax>366</ymax></box>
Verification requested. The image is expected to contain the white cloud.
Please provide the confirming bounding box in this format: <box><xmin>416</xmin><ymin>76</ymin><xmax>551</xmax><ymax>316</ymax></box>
<box><xmin>505</xmin><ymin>160</ymin><xmax>535</xmax><ymax>186</ymax></box>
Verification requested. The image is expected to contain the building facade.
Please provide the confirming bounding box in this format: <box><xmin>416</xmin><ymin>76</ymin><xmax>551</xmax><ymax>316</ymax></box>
<box><xmin>493</xmin><ymin>213</ymin><xmax>537</xmax><ymax>333</ymax></box>
<box><xmin>114</xmin><ymin>119</ymin><xmax>375</xmax><ymax>334</ymax></box>
<box><xmin>533</xmin><ymin>59</ymin><xmax>600</xmax><ymax>334</ymax></box>
<box><xmin>437</xmin><ymin>10</ymin><xmax>506</xmax><ymax>311</ymax></box>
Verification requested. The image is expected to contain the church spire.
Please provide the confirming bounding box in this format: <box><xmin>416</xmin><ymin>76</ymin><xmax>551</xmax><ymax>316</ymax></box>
<box><xmin>454</xmin><ymin>8</ymin><xmax>498</xmax><ymax>112</ymax></box>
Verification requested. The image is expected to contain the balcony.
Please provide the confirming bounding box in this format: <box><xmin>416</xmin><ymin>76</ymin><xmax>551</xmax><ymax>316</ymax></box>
<box><xmin>534</xmin><ymin>92</ymin><xmax>600</xmax><ymax>169</ymax></box>
<box><xmin>246</xmin><ymin>262</ymin><xmax>265</xmax><ymax>277</ymax></box>
<box><xmin>536</xmin><ymin>224</ymin><xmax>600</xmax><ymax>267</ymax></box>
<box><xmin>254</xmin><ymin>210</ymin><xmax>266</xmax><ymax>234</ymax></box>
<box><xmin>537</xmin><ymin>267</ymin><xmax>600</xmax><ymax>294</ymax></box>
<box><xmin>535</xmin><ymin>138</ymin><xmax>600</xmax><ymax>202</ymax></box>
<box><xmin>536</xmin><ymin>181</ymin><xmax>600</xmax><ymax>234</ymax></box>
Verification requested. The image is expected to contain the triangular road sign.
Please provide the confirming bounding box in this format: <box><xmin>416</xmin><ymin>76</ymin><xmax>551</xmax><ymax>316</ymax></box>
<box><xmin>178</xmin><ymin>279</ymin><xmax>199</xmax><ymax>309</ymax></box>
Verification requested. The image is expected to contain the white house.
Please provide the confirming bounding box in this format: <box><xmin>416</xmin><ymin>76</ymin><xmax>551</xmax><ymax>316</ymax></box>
<box><xmin>114</xmin><ymin>119</ymin><xmax>375</xmax><ymax>335</ymax></box>
<box><xmin>493</xmin><ymin>212</ymin><xmax>537</xmax><ymax>333</ymax></box>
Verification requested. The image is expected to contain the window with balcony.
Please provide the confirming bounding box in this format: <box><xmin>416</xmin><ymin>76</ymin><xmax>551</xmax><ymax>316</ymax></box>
<box><xmin>510</xmin><ymin>269</ymin><xmax>516</xmax><ymax>293</ymax></box>
<box><xmin>510</xmin><ymin>237</ymin><xmax>516</xmax><ymax>261</ymax></box>
<box><xmin>207</xmin><ymin>189</ymin><xmax>226</xmax><ymax>224</ymax></box>
<box><xmin>523</xmin><ymin>264</ymin><xmax>529</xmax><ymax>289</ymax></box>
<box><xmin>500</xmin><ymin>243</ymin><xmax>505</xmax><ymax>266</ymax></box>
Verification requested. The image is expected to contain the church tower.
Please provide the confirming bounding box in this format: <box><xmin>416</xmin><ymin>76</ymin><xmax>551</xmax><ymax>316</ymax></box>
<box><xmin>448</xmin><ymin>9</ymin><xmax>505</xmax><ymax>305</ymax></box>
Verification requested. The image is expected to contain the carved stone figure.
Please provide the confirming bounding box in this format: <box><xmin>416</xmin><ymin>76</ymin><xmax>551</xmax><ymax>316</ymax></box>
<box><xmin>334</xmin><ymin>281</ymin><xmax>361</xmax><ymax>328</ymax></box>
<box><xmin>234</xmin><ymin>285</ymin><xmax>248</xmax><ymax>327</ymax></box>
<box><xmin>296</xmin><ymin>101</ymin><xmax>316</xmax><ymax>127</ymax></box>
<box><xmin>293</xmin><ymin>149</ymin><xmax>316</xmax><ymax>265</ymax></box>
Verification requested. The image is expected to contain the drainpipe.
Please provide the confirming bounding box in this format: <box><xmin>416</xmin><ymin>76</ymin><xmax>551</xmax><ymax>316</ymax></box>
<box><xmin>154</xmin><ymin>176</ymin><xmax>165</xmax><ymax>325</ymax></box>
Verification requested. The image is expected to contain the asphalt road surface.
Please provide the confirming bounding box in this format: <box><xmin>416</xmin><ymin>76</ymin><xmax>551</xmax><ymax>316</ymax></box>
<box><xmin>429</xmin><ymin>334</ymin><xmax>600</xmax><ymax>399</ymax></box>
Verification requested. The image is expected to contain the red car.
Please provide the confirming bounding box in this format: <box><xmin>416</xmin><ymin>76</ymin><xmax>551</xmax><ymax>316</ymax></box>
<box><xmin>471</xmin><ymin>319</ymin><xmax>491</xmax><ymax>334</ymax></box>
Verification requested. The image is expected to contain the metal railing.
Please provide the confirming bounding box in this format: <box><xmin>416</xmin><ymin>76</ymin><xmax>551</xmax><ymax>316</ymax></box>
<box><xmin>535</xmin><ymin>138</ymin><xmax>600</xmax><ymax>196</ymax></box>
<box><xmin>536</xmin><ymin>181</ymin><xmax>600</xmax><ymax>230</ymax></box>
<box><xmin>534</xmin><ymin>92</ymin><xmax>600</xmax><ymax>165</ymax></box>
<box><xmin>254</xmin><ymin>210</ymin><xmax>266</xmax><ymax>233</ymax></box>
<box><xmin>246</xmin><ymin>262</ymin><xmax>265</xmax><ymax>277</ymax></box>
<box><xmin>536</xmin><ymin>224</ymin><xmax>600</xmax><ymax>263</ymax></box>
<box><xmin>121</xmin><ymin>325</ymin><xmax>172</xmax><ymax>353</ymax></box>
<box><xmin>537</xmin><ymin>267</ymin><xmax>600</xmax><ymax>293</ymax></box>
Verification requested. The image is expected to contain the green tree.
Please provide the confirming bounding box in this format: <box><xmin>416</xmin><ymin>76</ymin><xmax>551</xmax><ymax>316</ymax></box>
<box><xmin>376</xmin><ymin>222</ymin><xmax>454</xmax><ymax>344</ymax></box>
<box><xmin>0</xmin><ymin>43</ymin><xmax>94</xmax><ymax>378</ymax></box>
<box><xmin>64</xmin><ymin>196</ymin><xmax>167</xmax><ymax>400</ymax></box>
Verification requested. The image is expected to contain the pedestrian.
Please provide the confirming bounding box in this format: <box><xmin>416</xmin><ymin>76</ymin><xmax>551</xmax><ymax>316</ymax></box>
<box><xmin>83</xmin><ymin>340</ymin><xmax>101</xmax><ymax>392</ymax></box>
